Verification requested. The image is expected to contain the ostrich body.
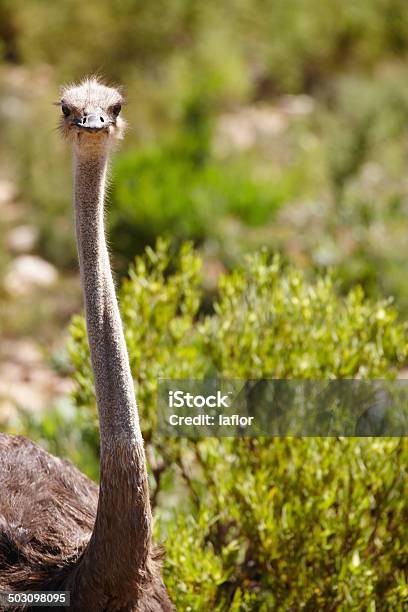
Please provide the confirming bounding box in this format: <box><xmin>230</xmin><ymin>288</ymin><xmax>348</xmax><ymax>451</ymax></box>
<box><xmin>0</xmin><ymin>78</ymin><xmax>173</xmax><ymax>611</ymax></box>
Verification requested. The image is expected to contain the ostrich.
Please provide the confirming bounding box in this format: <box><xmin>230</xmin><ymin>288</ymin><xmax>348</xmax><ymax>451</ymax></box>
<box><xmin>0</xmin><ymin>78</ymin><xmax>173</xmax><ymax>611</ymax></box>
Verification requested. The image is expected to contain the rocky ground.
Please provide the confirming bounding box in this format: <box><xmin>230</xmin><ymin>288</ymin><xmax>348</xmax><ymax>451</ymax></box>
<box><xmin>0</xmin><ymin>177</ymin><xmax>79</xmax><ymax>423</ymax></box>
<box><xmin>0</xmin><ymin>338</ymin><xmax>73</xmax><ymax>424</ymax></box>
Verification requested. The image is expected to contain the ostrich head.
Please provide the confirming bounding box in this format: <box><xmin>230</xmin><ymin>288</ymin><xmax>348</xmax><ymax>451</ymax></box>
<box><xmin>59</xmin><ymin>77</ymin><xmax>125</xmax><ymax>150</ymax></box>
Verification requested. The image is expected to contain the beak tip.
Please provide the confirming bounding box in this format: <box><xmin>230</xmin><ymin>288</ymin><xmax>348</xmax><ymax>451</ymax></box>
<box><xmin>80</xmin><ymin>112</ymin><xmax>107</xmax><ymax>131</ymax></box>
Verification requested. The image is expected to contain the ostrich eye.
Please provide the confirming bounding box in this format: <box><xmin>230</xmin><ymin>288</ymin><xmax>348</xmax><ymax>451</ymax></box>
<box><xmin>112</xmin><ymin>103</ymin><xmax>122</xmax><ymax>117</ymax></box>
<box><xmin>61</xmin><ymin>104</ymin><xmax>70</xmax><ymax>117</ymax></box>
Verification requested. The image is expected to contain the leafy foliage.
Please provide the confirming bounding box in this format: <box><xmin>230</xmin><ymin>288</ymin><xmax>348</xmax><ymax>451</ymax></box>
<box><xmin>110</xmin><ymin>139</ymin><xmax>290</xmax><ymax>261</ymax></box>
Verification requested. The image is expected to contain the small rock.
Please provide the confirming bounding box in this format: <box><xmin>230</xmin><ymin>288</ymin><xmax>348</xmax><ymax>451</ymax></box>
<box><xmin>214</xmin><ymin>105</ymin><xmax>288</xmax><ymax>154</ymax></box>
<box><xmin>280</xmin><ymin>94</ymin><xmax>315</xmax><ymax>116</ymax></box>
<box><xmin>0</xmin><ymin>180</ymin><xmax>18</xmax><ymax>205</ymax></box>
<box><xmin>7</xmin><ymin>225</ymin><xmax>38</xmax><ymax>253</ymax></box>
<box><xmin>1</xmin><ymin>339</ymin><xmax>43</xmax><ymax>364</ymax></box>
<box><xmin>4</xmin><ymin>255</ymin><xmax>58</xmax><ymax>296</ymax></box>
<box><xmin>0</xmin><ymin>399</ymin><xmax>16</xmax><ymax>425</ymax></box>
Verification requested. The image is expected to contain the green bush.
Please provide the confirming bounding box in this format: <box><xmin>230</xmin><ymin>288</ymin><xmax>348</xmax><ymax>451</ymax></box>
<box><xmin>14</xmin><ymin>241</ymin><xmax>407</xmax><ymax>610</ymax></box>
<box><xmin>325</xmin><ymin>72</ymin><xmax>408</xmax><ymax>313</ymax></box>
<box><xmin>164</xmin><ymin>437</ymin><xmax>408</xmax><ymax>610</ymax></box>
<box><xmin>109</xmin><ymin>140</ymin><xmax>289</xmax><ymax>263</ymax></box>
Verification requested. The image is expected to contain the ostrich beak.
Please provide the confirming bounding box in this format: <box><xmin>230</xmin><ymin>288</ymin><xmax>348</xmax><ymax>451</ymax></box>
<box><xmin>76</xmin><ymin>111</ymin><xmax>110</xmax><ymax>131</ymax></box>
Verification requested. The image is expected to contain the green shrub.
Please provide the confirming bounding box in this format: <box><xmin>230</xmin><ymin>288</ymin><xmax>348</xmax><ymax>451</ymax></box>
<box><xmin>13</xmin><ymin>241</ymin><xmax>406</xmax><ymax>609</ymax></box>
<box><xmin>163</xmin><ymin>437</ymin><xmax>408</xmax><ymax>610</ymax></box>
<box><xmin>109</xmin><ymin>141</ymin><xmax>289</xmax><ymax>263</ymax></box>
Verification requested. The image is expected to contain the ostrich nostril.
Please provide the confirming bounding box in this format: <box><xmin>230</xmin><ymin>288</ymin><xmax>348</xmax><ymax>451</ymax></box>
<box><xmin>100</xmin><ymin>117</ymin><xmax>104</xmax><ymax>123</ymax></box>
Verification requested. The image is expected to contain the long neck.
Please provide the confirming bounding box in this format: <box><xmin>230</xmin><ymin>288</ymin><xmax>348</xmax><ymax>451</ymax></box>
<box><xmin>71</xmin><ymin>147</ymin><xmax>153</xmax><ymax>605</ymax></box>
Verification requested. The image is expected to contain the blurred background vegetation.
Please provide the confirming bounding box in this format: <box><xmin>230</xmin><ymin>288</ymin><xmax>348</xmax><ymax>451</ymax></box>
<box><xmin>0</xmin><ymin>0</ymin><xmax>408</xmax><ymax>609</ymax></box>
